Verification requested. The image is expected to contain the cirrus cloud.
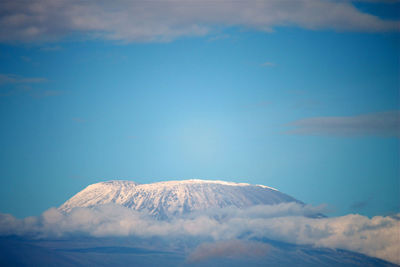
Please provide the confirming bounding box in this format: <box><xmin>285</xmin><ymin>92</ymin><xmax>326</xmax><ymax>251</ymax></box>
<box><xmin>285</xmin><ymin>110</ymin><xmax>400</xmax><ymax>138</ymax></box>
<box><xmin>0</xmin><ymin>0</ymin><xmax>398</xmax><ymax>43</ymax></box>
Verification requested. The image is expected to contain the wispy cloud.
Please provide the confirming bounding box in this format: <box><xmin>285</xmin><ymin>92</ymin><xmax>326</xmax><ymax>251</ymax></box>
<box><xmin>0</xmin><ymin>0</ymin><xmax>398</xmax><ymax>43</ymax></box>
<box><xmin>0</xmin><ymin>73</ymin><xmax>63</xmax><ymax>98</ymax></box>
<box><xmin>0</xmin><ymin>73</ymin><xmax>47</xmax><ymax>84</ymax></box>
<box><xmin>285</xmin><ymin>111</ymin><xmax>400</xmax><ymax>138</ymax></box>
<box><xmin>350</xmin><ymin>195</ymin><xmax>374</xmax><ymax>211</ymax></box>
<box><xmin>0</xmin><ymin>203</ymin><xmax>399</xmax><ymax>264</ymax></box>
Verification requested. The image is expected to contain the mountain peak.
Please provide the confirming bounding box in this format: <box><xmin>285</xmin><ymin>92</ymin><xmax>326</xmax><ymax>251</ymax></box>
<box><xmin>135</xmin><ymin>179</ymin><xmax>278</xmax><ymax>190</ymax></box>
<box><xmin>59</xmin><ymin>179</ymin><xmax>298</xmax><ymax>219</ymax></box>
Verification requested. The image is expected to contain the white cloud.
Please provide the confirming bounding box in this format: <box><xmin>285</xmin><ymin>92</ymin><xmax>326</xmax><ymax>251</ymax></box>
<box><xmin>286</xmin><ymin>110</ymin><xmax>400</xmax><ymax>138</ymax></box>
<box><xmin>0</xmin><ymin>0</ymin><xmax>398</xmax><ymax>43</ymax></box>
<box><xmin>0</xmin><ymin>203</ymin><xmax>399</xmax><ymax>264</ymax></box>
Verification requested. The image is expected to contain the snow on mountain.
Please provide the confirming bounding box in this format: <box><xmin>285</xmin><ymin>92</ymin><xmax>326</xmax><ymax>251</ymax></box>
<box><xmin>59</xmin><ymin>179</ymin><xmax>300</xmax><ymax>219</ymax></box>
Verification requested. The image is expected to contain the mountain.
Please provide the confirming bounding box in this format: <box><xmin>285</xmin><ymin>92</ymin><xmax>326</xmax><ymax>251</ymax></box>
<box><xmin>59</xmin><ymin>179</ymin><xmax>299</xmax><ymax>219</ymax></box>
<box><xmin>2</xmin><ymin>179</ymin><xmax>398</xmax><ymax>266</ymax></box>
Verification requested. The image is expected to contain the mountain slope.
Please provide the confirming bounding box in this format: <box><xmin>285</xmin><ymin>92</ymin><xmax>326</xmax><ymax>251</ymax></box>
<box><xmin>59</xmin><ymin>179</ymin><xmax>299</xmax><ymax>219</ymax></box>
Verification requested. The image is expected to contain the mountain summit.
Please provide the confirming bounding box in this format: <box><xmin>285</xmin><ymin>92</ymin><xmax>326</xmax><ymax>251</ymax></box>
<box><xmin>59</xmin><ymin>179</ymin><xmax>299</xmax><ymax>219</ymax></box>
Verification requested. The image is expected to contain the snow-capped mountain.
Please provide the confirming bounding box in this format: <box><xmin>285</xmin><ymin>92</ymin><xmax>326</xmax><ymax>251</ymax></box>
<box><xmin>4</xmin><ymin>179</ymin><xmax>397</xmax><ymax>266</ymax></box>
<box><xmin>59</xmin><ymin>179</ymin><xmax>300</xmax><ymax>219</ymax></box>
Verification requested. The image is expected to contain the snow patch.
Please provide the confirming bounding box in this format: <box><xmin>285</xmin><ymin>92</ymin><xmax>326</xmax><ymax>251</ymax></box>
<box><xmin>59</xmin><ymin>179</ymin><xmax>296</xmax><ymax>219</ymax></box>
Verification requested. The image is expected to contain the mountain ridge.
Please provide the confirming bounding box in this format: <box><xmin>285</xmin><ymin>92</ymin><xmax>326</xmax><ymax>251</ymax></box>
<box><xmin>59</xmin><ymin>179</ymin><xmax>299</xmax><ymax>219</ymax></box>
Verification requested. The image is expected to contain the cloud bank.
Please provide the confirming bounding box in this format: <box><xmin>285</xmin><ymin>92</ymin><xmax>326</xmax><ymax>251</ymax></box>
<box><xmin>0</xmin><ymin>203</ymin><xmax>399</xmax><ymax>264</ymax></box>
<box><xmin>0</xmin><ymin>0</ymin><xmax>398</xmax><ymax>43</ymax></box>
<box><xmin>286</xmin><ymin>110</ymin><xmax>400</xmax><ymax>138</ymax></box>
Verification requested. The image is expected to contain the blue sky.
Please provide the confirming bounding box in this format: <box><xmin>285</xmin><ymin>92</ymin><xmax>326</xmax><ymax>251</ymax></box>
<box><xmin>0</xmin><ymin>0</ymin><xmax>399</xmax><ymax>218</ymax></box>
